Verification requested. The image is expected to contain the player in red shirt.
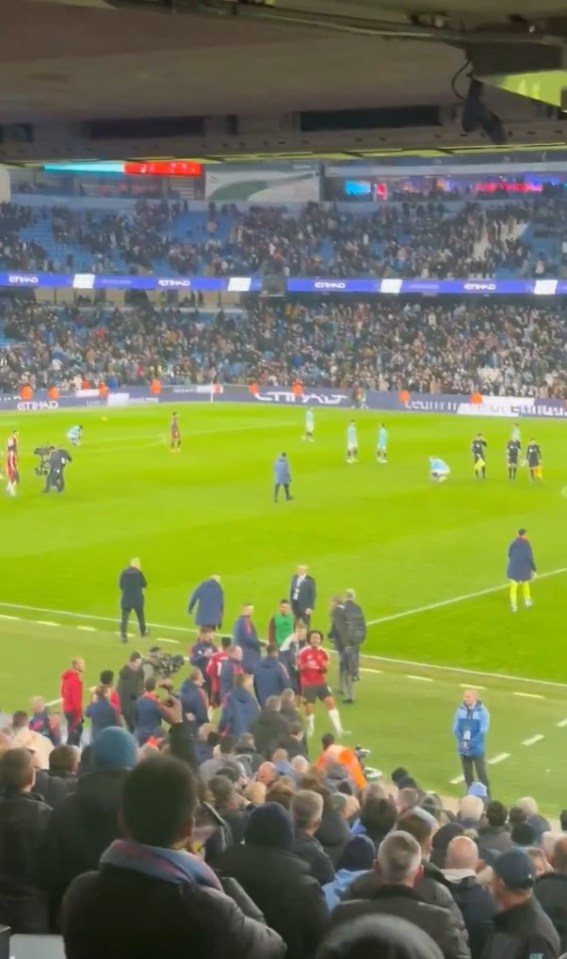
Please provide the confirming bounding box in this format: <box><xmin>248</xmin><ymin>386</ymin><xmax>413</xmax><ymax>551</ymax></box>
<box><xmin>297</xmin><ymin>629</ymin><xmax>347</xmax><ymax>740</ymax></box>
<box><xmin>170</xmin><ymin>412</ymin><xmax>181</xmax><ymax>453</ymax></box>
<box><xmin>5</xmin><ymin>437</ymin><xmax>19</xmax><ymax>497</ymax></box>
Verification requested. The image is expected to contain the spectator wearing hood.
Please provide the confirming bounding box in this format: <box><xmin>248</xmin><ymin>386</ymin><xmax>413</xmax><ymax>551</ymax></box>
<box><xmin>323</xmin><ymin>835</ymin><xmax>376</xmax><ymax>910</ymax></box>
<box><xmin>188</xmin><ymin>575</ymin><xmax>224</xmax><ymax>629</ymax></box>
<box><xmin>483</xmin><ymin>848</ymin><xmax>559</xmax><ymax>959</ymax></box>
<box><xmin>316</xmin><ymin>914</ymin><xmax>445</xmax><ymax>959</ymax></box>
<box><xmin>330</xmin><ymin>831</ymin><xmax>470</xmax><ymax>959</ymax></box>
<box><xmin>443</xmin><ymin>836</ymin><xmax>496</xmax><ymax>959</ymax></box>
<box><xmin>219</xmin><ymin>673</ymin><xmax>259</xmax><ymax>740</ymax></box>
<box><xmin>38</xmin><ymin>727</ymin><xmax>139</xmax><ymax>927</ymax></box>
<box><xmin>254</xmin><ymin>645</ymin><xmax>289</xmax><ymax>707</ymax></box>
<box><xmin>116</xmin><ymin>651</ymin><xmax>144</xmax><ymax>733</ymax></box>
<box><xmin>234</xmin><ymin>604</ymin><xmax>262</xmax><ymax>675</ymax></box>
<box><xmin>249</xmin><ymin>695</ymin><xmax>291</xmax><ymax>757</ymax></box>
<box><xmin>218</xmin><ymin>802</ymin><xmax>328</xmax><ymax>959</ymax></box>
<box><xmin>536</xmin><ymin>835</ymin><xmax>567</xmax><ymax>949</ymax></box>
<box><xmin>62</xmin><ymin>756</ymin><xmax>285</xmax><ymax>959</ymax></box>
<box><xmin>0</xmin><ymin>747</ymin><xmax>52</xmax><ymax>933</ymax></box>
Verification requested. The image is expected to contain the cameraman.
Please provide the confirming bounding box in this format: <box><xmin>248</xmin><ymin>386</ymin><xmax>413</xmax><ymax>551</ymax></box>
<box><xmin>43</xmin><ymin>446</ymin><xmax>72</xmax><ymax>494</ymax></box>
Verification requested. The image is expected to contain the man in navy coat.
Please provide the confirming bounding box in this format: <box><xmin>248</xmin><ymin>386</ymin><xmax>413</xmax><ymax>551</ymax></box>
<box><xmin>507</xmin><ymin>528</ymin><xmax>536</xmax><ymax>613</ymax></box>
<box><xmin>273</xmin><ymin>453</ymin><xmax>293</xmax><ymax>503</ymax></box>
<box><xmin>233</xmin><ymin>604</ymin><xmax>262</xmax><ymax>675</ymax></box>
<box><xmin>188</xmin><ymin>575</ymin><xmax>224</xmax><ymax>629</ymax></box>
<box><xmin>289</xmin><ymin>564</ymin><xmax>316</xmax><ymax>627</ymax></box>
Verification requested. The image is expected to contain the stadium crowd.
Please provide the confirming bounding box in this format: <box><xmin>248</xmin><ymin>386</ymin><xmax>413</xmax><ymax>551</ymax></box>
<box><xmin>1</xmin><ymin>635</ymin><xmax>567</xmax><ymax>959</ymax></box>
<box><xmin>2</xmin><ymin>298</ymin><xmax>567</xmax><ymax>397</ymax></box>
<box><xmin>1</xmin><ymin>191</ymin><xmax>567</xmax><ymax>279</ymax></box>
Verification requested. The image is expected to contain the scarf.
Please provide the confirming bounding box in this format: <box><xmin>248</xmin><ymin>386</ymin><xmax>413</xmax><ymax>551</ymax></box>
<box><xmin>101</xmin><ymin>839</ymin><xmax>222</xmax><ymax>890</ymax></box>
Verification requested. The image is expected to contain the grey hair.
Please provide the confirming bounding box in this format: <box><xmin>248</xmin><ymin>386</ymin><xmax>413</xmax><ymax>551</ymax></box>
<box><xmin>378</xmin><ymin>831</ymin><xmax>422</xmax><ymax>884</ymax></box>
<box><xmin>292</xmin><ymin>789</ymin><xmax>324</xmax><ymax>830</ymax></box>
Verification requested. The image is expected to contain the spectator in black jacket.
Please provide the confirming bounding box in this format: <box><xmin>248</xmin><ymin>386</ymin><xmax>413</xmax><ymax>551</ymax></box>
<box><xmin>443</xmin><ymin>836</ymin><xmax>496</xmax><ymax>959</ymax></box>
<box><xmin>208</xmin><ymin>775</ymin><xmax>250</xmax><ymax>846</ymax></box>
<box><xmin>292</xmin><ymin>789</ymin><xmax>335</xmax><ymax>886</ymax></box>
<box><xmin>317</xmin><ymin>914</ymin><xmax>445</xmax><ymax>959</ymax></box>
<box><xmin>218</xmin><ymin>802</ymin><xmax>328</xmax><ymax>959</ymax></box>
<box><xmin>35</xmin><ymin>745</ymin><xmax>78</xmax><ymax>809</ymax></box>
<box><xmin>248</xmin><ymin>696</ymin><xmax>290</xmax><ymax>757</ymax></box>
<box><xmin>62</xmin><ymin>755</ymin><xmax>285</xmax><ymax>959</ymax></box>
<box><xmin>476</xmin><ymin>801</ymin><xmax>513</xmax><ymax>864</ymax></box>
<box><xmin>314</xmin><ymin>785</ymin><xmax>351</xmax><ymax>867</ymax></box>
<box><xmin>330</xmin><ymin>831</ymin><xmax>470</xmax><ymax>959</ymax></box>
<box><xmin>484</xmin><ymin>848</ymin><xmax>559</xmax><ymax>959</ymax></box>
<box><xmin>116</xmin><ymin>651</ymin><xmax>144</xmax><ymax>732</ymax></box>
<box><xmin>0</xmin><ymin>748</ymin><xmax>52</xmax><ymax>932</ymax></box>
<box><xmin>38</xmin><ymin>726</ymin><xmax>138</xmax><ymax>927</ymax></box>
<box><xmin>119</xmin><ymin>558</ymin><xmax>149</xmax><ymax>643</ymax></box>
<box><xmin>536</xmin><ymin>835</ymin><xmax>567</xmax><ymax>950</ymax></box>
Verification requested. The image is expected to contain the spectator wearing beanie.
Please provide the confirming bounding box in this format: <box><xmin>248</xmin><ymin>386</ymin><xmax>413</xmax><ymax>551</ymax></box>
<box><xmin>217</xmin><ymin>802</ymin><xmax>328</xmax><ymax>959</ymax></box>
<box><xmin>323</xmin><ymin>835</ymin><xmax>376</xmax><ymax>910</ymax></box>
<box><xmin>62</xmin><ymin>756</ymin><xmax>285</xmax><ymax>959</ymax></box>
<box><xmin>38</xmin><ymin>727</ymin><xmax>138</xmax><ymax>927</ymax></box>
<box><xmin>483</xmin><ymin>848</ymin><xmax>559</xmax><ymax>959</ymax></box>
<box><xmin>316</xmin><ymin>914</ymin><xmax>445</xmax><ymax>959</ymax></box>
<box><xmin>477</xmin><ymin>801</ymin><xmax>513</xmax><ymax>863</ymax></box>
<box><xmin>512</xmin><ymin>822</ymin><xmax>538</xmax><ymax>849</ymax></box>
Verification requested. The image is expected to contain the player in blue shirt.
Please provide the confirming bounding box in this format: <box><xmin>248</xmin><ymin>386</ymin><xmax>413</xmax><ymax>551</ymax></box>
<box><xmin>377</xmin><ymin>423</ymin><xmax>388</xmax><ymax>464</ymax></box>
<box><xmin>66</xmin><ymin>425</ymin><xmax>83</xmax><ymax>447</ymax></box>
<box><xmin>303</xmin><ymin>407</ymin><xmax>314</xmax><ymax>442</ymax></box>
<box><xmin>511</xmin><ymin>422</ymin><xmax>521</xmax><ymax>444</ymax></box>
<box><xmin>346</xmin><ymin>421</ymin><xmax>358</xmax><ymax>464</ymax></box>
<box><xmin>429</xmin><ymin>457</ymin><xmax>450</xmax><ymax>483</ymax></box>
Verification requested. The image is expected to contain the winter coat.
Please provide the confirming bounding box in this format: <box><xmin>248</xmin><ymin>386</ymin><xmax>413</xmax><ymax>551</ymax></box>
<box><xmin>274</xmin><ymin>455</ymin><xmax>291</xmax><ymax>485</ymax></box>
<box><xmin>116</xmin><ymin>664</ymin><xmax>144</xmax><ymax>731</ymax></box>
<box><xmin>218</xmin><ymin>843</ymin><xmax>328</xmax><ymax>959</ymax></box>
<box><xmin>248</xmin><ymin>708</ymin><xmax>291</xmax><ymax>758</ymax></box>
<box><xmin>60</xmin><ymin>669</ymin><xmax>83</xmax><ymax>723</ymax></box>
<box><xmin>253</xmin><ymin>657</ymin><xmax>289</xmax><ymax>707</ymax></box>
<box><xmin>476</xmin><ymin>825</ymin><xmax>513</xmax><ymax>863</ymax></box>
<box><xmin>323</xmin><ymin>868</ymin><xmax>368</xmax><ymax>910</ymax></box>
<box><xmin>536</xmin><ymin>872</ymin><xmax>567</xmax><ymax>950</ymax></box>
<box><xmin>35</xmin><ymin>771</ymin><xmax>77</xmax><ymax>810</ymax></box>
<box><xmin>452</xmin><ymin>702</ymin><xmax>489</xmax><ymax>757</ymax></box>
<box><xmin>188</xmin><ymin>579</ymin><xmax>224</xmax><ymax>627</ymax></box>
<box><xmin>219</xmin><ymin>688</ymin><xmax>260</xmax><ymax>739</ymax></box>
<box><xmin>179</xmin><ymin>679</ymin><xmax>209</xmax><ymax>730</ymax></box>
<box><xmin>233</xmin><ymin>616</ymin><xmax>261</xmax><ymax>674</ymax></box>
<box><xmin>315</xmin><ymin>810</ymin><xmax>351</xmax><ymax>867</ymax></box>
<box><xmin>0</xmin><ymin>790</ymin><xmax>51</xmax><ymax>933</ymax></box>
<box><xmin>482</xmin><ymin>895</ymin><xmax>559</xmax><ymax>959</ymax></box>
<box><xmin>444</xmin><ymin>870</ymin><xmax>497</xmax><ymax>959</ymax></box>
<box><xmin>293</xmin><ymin>830</ymin><xmax>335</xmax><ymax>886</ymax></box>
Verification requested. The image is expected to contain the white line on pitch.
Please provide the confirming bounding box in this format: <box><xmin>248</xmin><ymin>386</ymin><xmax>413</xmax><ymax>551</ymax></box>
<box><xmin>367</xmin><ymin>568</ymin><xmax>567</xmax><ymax>627</ymax></box>
<box><xmin>406</xmin><ymin>674</ymin><xmax>433</xmax><ymax>682</ymax></box>
<box><xmin>556</xmin><ymin>719</ymin><xmax>567</xmax><ymax>728</ymax></box>
<box><xmin>0</xmin><ymin>614</ymin><xmax>20</xmax><ymax>621</ymax></box>
<box><xmin>450</xmin><ymin>775</ymin><xmax>465</xmax><ymax>785</ymax></box>
<box><xmin>77</xmin><ymin>625</ymin><xmax>97</xmax><ymax>632</ymax></box>
<box><xmin>459</xmin><ymin>683</ymin><xmax>486</xmax><ymax>689</ymax></box>
<box><xmin>0</xmin><ymin>602</ymin><xmax>190</xmax><ymax>633</ymax></box>
<box><xmin>514</xmin><ymin>691</ymin><xmax>545</xmax><ymax>700</ymax></box>
<box><xmin>36</xmin><ymin>620</ymin><xmax>57</xmax><ymax>627</ymax></box>
<box><xmin>487</xmin><ymin>753</ymin><xmax>511</xmax><ymax>765</ymax></box>
<box><xmin>156</xmin><ymin>637</ymin><xmax>181</xmax><ymax>645</ymax></box>
<box><xmin>522</xmin><ymin>734</ymin><xmax>544</xmax><ymax>746</ymax></box>
<box><xmin>360</xmin><ymin>668</ymin><xmax>383</xmax><ymax>674</ymax></box>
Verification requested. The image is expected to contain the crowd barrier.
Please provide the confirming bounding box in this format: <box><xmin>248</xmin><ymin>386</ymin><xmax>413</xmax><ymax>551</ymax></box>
<box><xmin>2</xmin><ymin>386</ymin><xmax>566</xmax><ymax>419</ymax></box>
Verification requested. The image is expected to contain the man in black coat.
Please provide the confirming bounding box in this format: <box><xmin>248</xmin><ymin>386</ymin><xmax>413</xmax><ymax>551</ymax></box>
<box><xmin>535</xmin><ymin>836</ymin><xmax>567</xmax><ymax>951</ymax></box>
<box><xmin>62</xmin><ymin>755</ymin><xmax>285</xmax><ymax>959</ymax></box>
<box><xmin>330</xmin><ymin>831</ymin><xmax>470</xmax><ymax>959</ymax></box>
<box><xmin>118</xmin><ymin>558</ymin><xmax>149</xmax><ymax>643</ymax></box>
<box><xmin>116</xmin><ymin>651</ymin><xmax>144</xmax><ymax>732</ymax></box>
<box><xmin>484</xmin><ymin>848</ymin><xmax>559</xmax><ymax>959</ymax></box>
<box><xmin>248</xmin><ymin>696</ymin><xmax>290</xmax><ymax>758</ymax></box>
<box><xmin>38</xmin><ymin>727</ymin><xmax>139</xmax><ymax>927</ymax></box>
<box><xmin>292</xmin><ymin>790</ymin><xmax>335</xmax><ymax>887</ymax></box>
<box><xmin>290</xmin><ymin>564</ymin><xmax>316</xmax><ymax>626</ymax></box>
<box><xmin>476</xmin><ymin>801</ymin><xmax>513</xmax><ymax>864</ymax></box>
<box><xmin>0</xmin><ymin>748</ymin><xmax>52</xmax><ymax>933</ymax></box>
<box><xmin>443</xmin><ymin>836</ymin><xmax>496</xmax><ymax>959</ymax></box>
<box><xmin>35</xmin><ymin>745</ymin><xmax>78</xmax><ymax>809</ymax></box>
<box><xmin>218</xmin><ymin>802</ymin><xmax>328</xmax><ymax>959</ymax></box>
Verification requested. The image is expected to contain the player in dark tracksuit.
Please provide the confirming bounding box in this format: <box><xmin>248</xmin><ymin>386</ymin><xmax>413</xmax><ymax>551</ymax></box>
<box><xmin>471</xmin><ymin>434</ymin><xmax>487</xmax><ymax>480</ymax></box>
<box><xmin>507</xmin><ymin>529</ymin><xmax>536</xmax><ymax>613</ymax></box>
<box><xmin>526</xmin><ymin>439</ymin><xmax>542</xmax><ymax>482</ymax></box>
<box><xmin>506</xmin><ymin>439</ymin><xmax>521</xmax><ymax>481</ymax></box>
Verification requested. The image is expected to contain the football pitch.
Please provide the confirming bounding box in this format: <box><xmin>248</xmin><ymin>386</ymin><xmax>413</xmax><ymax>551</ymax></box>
<box><xmin>1</xmin><ymin>403</ymin><xmax>567</xmax><ymax>811</ymax></box>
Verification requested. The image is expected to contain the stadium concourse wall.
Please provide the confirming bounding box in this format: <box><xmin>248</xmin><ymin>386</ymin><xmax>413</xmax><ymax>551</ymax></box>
<box><xmin>2</xmin><ymin>387</ymin><xmax>567</xmax><ymax>419</ymax></box>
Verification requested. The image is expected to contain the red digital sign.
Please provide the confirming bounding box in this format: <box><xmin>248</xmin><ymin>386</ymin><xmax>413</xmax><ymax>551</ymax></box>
<box><xmin>123</xmin><ymin>161</ymin><xmax>203</xmax><ymax>177</ymax></box>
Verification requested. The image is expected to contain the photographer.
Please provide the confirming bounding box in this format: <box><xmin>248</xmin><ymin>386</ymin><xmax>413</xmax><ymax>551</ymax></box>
<box><xmin>43</xmin><ymin>446</ymin><xmax>72</xmax><ymax>495</ymax></box>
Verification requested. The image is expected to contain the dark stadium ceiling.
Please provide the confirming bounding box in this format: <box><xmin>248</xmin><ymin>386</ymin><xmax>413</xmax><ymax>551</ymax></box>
<box><xmin>4</xmin><ymin>0</ymin><xmax>567</xmax><ymax>131</ymax></box>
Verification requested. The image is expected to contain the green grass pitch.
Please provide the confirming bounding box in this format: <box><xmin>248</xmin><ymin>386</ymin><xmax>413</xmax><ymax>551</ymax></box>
<box><xmin>1</xmin><ymin>404</ymin><xmax>567</xmax><ymax>811</ymax></box>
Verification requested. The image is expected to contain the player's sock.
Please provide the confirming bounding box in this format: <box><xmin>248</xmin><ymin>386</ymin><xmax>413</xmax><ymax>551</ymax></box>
<box><xmin>306</xmin><ymin>714</ymin><xmax>315</xmax><ymax>737</ymax></box>
<box><xmin>328</xmin><ymin>707</ymin><xmax>346</xmax><ymax>737</ymax></box>
<box><xmin>523</xmin><ymin>583</ymin><xmax>532</xmax><ymax>607</ymax></box>
<box><xmin>509</xmin><ymin>582</ymin><xmax>518</xmax><ymax>611</ymax></box>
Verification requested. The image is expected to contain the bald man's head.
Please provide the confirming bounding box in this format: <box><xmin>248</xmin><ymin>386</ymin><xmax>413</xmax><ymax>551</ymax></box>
<box><xmin>446</xmin><ymin>836</ymin><xmax>479</xmax><ymax>871</ymax></box>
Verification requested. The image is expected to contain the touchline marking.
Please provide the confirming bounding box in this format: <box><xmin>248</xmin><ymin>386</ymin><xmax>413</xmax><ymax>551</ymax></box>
<box><xmin>459</xmin><ymin>683</ymin><xmax>486</xmax><ymax>690</ymax></box>
<box><xmin>487</xmin><ymin>752</ymin><xmax>511</xmax><ymax>765</ymax></box>
<box><xmin>0</xmin><ymin>602</ymin><xmax>189</xmax><ymax>633</ymax></box>
<box><xmin>156</xmin><ymin>637</ymin><xmax>181</xmax><ymax>645</ymax></box>
<box><xmin>556</xmin><ymin>719</ymin><xmax>567</xmax><ymax>728</ymax></box>
<box><xmin>77</xmin><ymin>625</ymin><xmax>97</xmax><ymax>632</ymax></box>
<box><xmin>522</xmin><ymin>734</ymin><xmax>544</xmax><ymax>746</ymax></box>
<box><xmin>0</xmin><ymin>614</ymin><xmax>20</xmax><ymax>621</ymax></box>
<box><xmin>367</xmin><ymin>568</ymin><xmax>567</xmax><ymax>627</ymax></box>
<box><xmin>450</xmin><ymin>775</ymin><xmax>465</xmax><ymax>785</ymax></box>
<box><xmin>514</xmin><ymin>691</ymin><xmax>545</xmax><ymax>700</ymax></box>
<box><xmin>36</xmin><ymin>620</ymin><xmax>57</xmax><ymax>627</ymax></box>
<box><xmin>360</xmin><ymin>668</ymin><xmax>383</xmax><ymax>675</ymax></box>
<box><xmin>406</xmin><ymin>674</ymin><xmax>433</xmax><ymax>682</ymax></box>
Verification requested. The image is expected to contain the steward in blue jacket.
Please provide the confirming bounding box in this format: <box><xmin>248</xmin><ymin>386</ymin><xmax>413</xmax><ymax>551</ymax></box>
<box><xmin>453</xmin><ymin>693</ymin><xmax>489</xmax><ymax>758</ymax></box>
<box><xmin>219</xmin><ymin>675</ymin><xmax>260</xmax><ymax>739</ymax></box>
<box><xmin>178</xmin><ymin>669</ymin><xmax>209</xmax><ymax>733</ymax></box>
<box><xmin>188</xmin><ymin>576</ymin><xmax>224</xmax><ymax>628</ymax></box>
<box><xmin>233</xmin><ymin>606</ymin><xmax>262</xmax><ymax>674</ymax></box>
<box><xmin>253</xmin><ymin>647</ymin><xmax>289</xmax><ymax>707</ymax></box>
